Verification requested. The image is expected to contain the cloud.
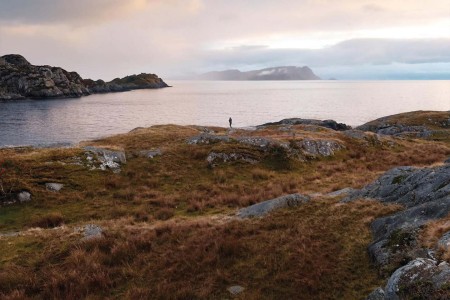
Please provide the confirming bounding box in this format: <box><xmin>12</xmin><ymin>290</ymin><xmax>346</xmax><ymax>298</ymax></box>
<box><xmin>0</xmin><ymin>0</ymin><xmax>150</xmax><ymax>26</ymax></box>
<box><xmin>1</xmin><ymin>1</ymin><xmax>450</xmax><ymax>79</ymax></box>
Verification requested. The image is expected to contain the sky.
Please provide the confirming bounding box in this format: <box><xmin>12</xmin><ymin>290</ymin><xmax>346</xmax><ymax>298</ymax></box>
<box><xmin>1</xmin><ymin>0</ymin><xmax>450</xmax><ymax>80</ymax></box>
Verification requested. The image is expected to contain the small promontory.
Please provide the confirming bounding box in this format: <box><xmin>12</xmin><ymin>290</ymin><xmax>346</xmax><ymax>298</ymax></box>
<box><xmin>0</xmin><ymin>54</ymin><xmax>169</xmax><ymax>100</ymax></box>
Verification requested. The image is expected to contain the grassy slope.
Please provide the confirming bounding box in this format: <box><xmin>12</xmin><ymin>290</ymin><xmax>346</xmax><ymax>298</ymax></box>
<box><xmin>0</xmin><ymin>117</ymin><xmax>449</xmax><ymax>299</ymax></box>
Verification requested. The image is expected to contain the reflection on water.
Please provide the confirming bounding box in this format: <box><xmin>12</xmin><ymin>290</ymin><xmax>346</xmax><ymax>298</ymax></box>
<box><xmin>0</xmin><ymin>80</ymin><xmax>449</xmax><ymax>147</ymax></box>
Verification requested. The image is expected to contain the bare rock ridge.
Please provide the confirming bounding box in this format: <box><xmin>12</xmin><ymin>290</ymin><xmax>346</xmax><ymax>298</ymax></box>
<box><xmin>196</xmin><ymin>66</ymin><xmax>321</xmax><ymax>80</ymax></box>
<box><xmin>0</xmin><ymin>54</ymin><xmax>169</xmax><ymax>100</ymax></box>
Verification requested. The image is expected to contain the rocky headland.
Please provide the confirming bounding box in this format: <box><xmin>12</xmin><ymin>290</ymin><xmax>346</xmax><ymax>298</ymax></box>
<box><xmin>0</xmin><ymin>110</ymin><xmax>449</xmax><ymax>299</ymax></box>
<box><xmin>0</xmin><ymin>54</ymin><xmax>169</xmax><ymax>100</ymax></box>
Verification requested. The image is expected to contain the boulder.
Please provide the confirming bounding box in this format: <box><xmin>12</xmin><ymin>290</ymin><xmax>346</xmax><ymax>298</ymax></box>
<box><xmin>84</xmin><ymin>146</ymin><xmax>126</xmax><ymax>173</ymax></box>
<box><xmin>294</xmin><ymin>139</ymin><xmax>344</xmax><ymax>157</ymax></box>
<box><xmin>227</xmin><ymin>285</ymin><xmax>245</xmax><ymax>296</ymax></box>
<box><xmin>76</xmin><ymin>224</ymin><xmax>103</xmax><ymax>241</ymax></box>
<box><xmin>237</xmin><ymin>193</ymin><xmax>310</xmax><ymax>218</ymax></box>
<box><xmin>45</xmin><ymin>183</ymin><xmax>64</xmax><ymax>192</ymax></box>
<box><xmin>384</xmin><ymin>258</ymin><xmax>450</xmax><ymax>299</ymax></box>
<box><xmin>16</xmin><ymin>191</ymin><xmax>32</xmax><ymax>203</ymax></box>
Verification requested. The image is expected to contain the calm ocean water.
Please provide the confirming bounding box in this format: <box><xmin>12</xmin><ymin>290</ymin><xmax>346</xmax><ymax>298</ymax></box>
<box><xmin>0</xmin><ymin>80</ymin><xmax>449</xmax><ymax>147</ymax></box>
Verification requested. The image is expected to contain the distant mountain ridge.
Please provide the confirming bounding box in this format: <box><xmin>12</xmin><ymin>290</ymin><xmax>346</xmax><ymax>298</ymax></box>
<box><xmin>0</xmin><ymin>54</ymin><xmax>169</xmax><ymax>100</ymax></box>
<box><xmin>196</xmin><ymin>66</ymin><xmax>321</xmax><ymax>80</ymax></box>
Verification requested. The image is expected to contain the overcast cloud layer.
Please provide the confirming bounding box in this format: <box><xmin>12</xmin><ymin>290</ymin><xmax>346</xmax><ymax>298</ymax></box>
<box><xmin>1</xmin><ymin>0</ymin><xmax>450</xmax><ymax>80</ymax></box>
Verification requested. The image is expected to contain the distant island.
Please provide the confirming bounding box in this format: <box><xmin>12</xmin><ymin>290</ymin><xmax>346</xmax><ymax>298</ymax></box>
<box><xmin>0</xmin><ymin>54</ymin><xmax>169</xmax><ymax>100</ymax></box>
<box><xmin>196</xmin><ymin>66</ymin><xmax>321</xmax><ymax>80</ymax></box>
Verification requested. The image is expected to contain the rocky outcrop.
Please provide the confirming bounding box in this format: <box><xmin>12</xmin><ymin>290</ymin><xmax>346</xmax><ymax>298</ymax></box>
<box><xmin>261</xmin><ymin>118</ymin><xmax>350</xmax><ymax>131</ymax></box>
<box><xmin>237</xmin><ymin>193</ymin><xmax>310</xmax><ymax>218</ymax></box>
<box><xmin>0</xmin><ymin>54</ymin><xmax>169</xmax><ymax>100</ymax></box>
<box><xmin>187</xmin><ymin>133</ymin><xmax>230</xmax><ymax>145</ymax></box>
<box><xmin>294</xmin><ymin>139</ymin><xmax>344</xmax><ymax>157</ymax></box>
<box><xmin>371</xmin><ymin>258</ymin><xmax>450</xmax><ymax>300</ymax></box>
<box><xmin>84</xmin><ymin>146</ymin><xmax>127</xmax><ymax>173</ymax></box>
<box><xmin>357</xmin><ymin>111</ymin><xmax>450</xmax><ymax>139</ymax></box>
<box><xmin>344</xmin><ymin>164</ymin><xmax>450</xmax><ymax>298</ymax></box>
<box><xmin>344</xmin><ymin>165</ymin><xmax>450</xmax><ymax>268</ymax></box>
<box><xmin>206</xmin><ymin>151</ymin><xmax>259</xmax><ymax>167</ymax></box>
<box><xmin>82</xmin><ymin>73</ymin><xmax>168</xmax><ymax>93</ymax></box>
<box><xmin>0</xmin><ymin>54</ymin><xmax>89</xmax><ymax>99</ymax></box>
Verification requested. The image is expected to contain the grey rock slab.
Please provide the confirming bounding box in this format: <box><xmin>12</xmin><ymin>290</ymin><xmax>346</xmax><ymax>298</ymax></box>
<box><xmin>77</xmin><ymin>224</ymin><xmax>103</xmax><ymax>241</ymax></box>
<box><xmin>237</xmin><ymin>193</ymin><xmax>310</xmax><ymax>218</ymax></box>
<box><xmin>207</xmin><ymin>152</ymin><xmax>259</xmax><ymax>167</ymax></box>
<box><xmin>437</xmin><ymin>231</ymin><xmax>450</xmax><ymax>250</ymax></box>
<box><xmin>327</xmin><ymin>187</ymin><xmax>355</xmax><ymax>198</ymax></box>
<box><xmin>45</xmin><ymin>183</ymin><xmax>64</xmax><ymax>192</ymax></box>
<box><xmin>187</xmin><ymin>133</ymin><xmax>230</xmax><ymax>145</ymax></box>
<box><xmin>227</xmin><ymin>285</ymin><xmax>245</xmax><ymax>296</ymax></box>
<box><xmin>366</xmin><ymin>287</ymin><xmax>385</xmax><ymax>300</ymax></box>
<box><xmin>138</xmin><ymin>149</ymin><xmax>162</xmax><ymax>159</ymax></box>
<box><xmin>343</xmin><ymin>165</ymin><xmax>450</xmax><ymax>207</ymax></box>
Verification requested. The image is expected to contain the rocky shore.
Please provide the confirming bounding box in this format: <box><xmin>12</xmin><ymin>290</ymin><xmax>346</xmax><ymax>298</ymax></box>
<box><xmin>0</xmin><ymin>110</ymin><xmax>449</xmax><ymax>299</ymax></box>
<box><xmin>0</xmin><ymin>54</ymin><xmax>169</xmax><ymax>100</ymax></box>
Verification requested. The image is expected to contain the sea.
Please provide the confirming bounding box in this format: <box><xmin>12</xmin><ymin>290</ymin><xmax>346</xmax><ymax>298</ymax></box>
<box><xmin>0</xmin><ymin>80</ymin><xmax>449</xmax><ymax>147</ymax></box>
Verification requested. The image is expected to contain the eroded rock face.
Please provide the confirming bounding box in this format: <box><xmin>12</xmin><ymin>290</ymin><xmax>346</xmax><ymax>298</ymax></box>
<box><xmin>0</xmin><ymin>54</ymin><xmax>169</xmax><ymax>100</ymax></box>
<box><xmin>237</xmin><ymin>193</ymin><xmax>310</xmax><ymax>218</ymax></box>
<box><xmin>0</xmin><ymin>55</ymin><xmax>89</xmax><ymax>100</ymax></box>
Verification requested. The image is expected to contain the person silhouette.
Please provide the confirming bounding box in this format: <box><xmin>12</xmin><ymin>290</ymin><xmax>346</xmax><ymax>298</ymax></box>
<box><xmin>229</xmin><ymin>117</ymin><xmax>232</xmax><ymax>128</ymax></box>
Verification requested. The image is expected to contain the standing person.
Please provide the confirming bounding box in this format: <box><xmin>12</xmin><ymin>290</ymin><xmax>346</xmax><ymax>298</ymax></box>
<box><xmin>229</xmin><ymin>117</ymin><xmax>232</xmax><ymax>128</ymax></box>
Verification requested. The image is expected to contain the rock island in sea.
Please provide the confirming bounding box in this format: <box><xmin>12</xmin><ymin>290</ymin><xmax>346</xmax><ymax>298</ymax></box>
<box><xmin>0</xmin><ymin>54</ymin><xmax>169</xmax><ymax>100</ymax></box>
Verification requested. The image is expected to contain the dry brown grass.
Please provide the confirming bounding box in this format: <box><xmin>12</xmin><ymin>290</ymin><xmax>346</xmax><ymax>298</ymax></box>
<box><xmin>0</xmin><ymin>120</ymin><xmax>449</xmax><ymax>299</ymax></box>
<box><xmin>421</xmin><ymin>215</ymin><xmax>450</xmax><ymax>261</ymax></box>
<box><xmin>0</xmin><ymin>198</ymin><xmax>401</xmax><ymax>299</ymax></box>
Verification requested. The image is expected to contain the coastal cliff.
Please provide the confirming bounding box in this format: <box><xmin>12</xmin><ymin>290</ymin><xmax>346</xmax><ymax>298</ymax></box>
<box><xmin>0</xmin><ymin>54</ymin><xmax>169</xmax><ymax>100</ymax></box>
